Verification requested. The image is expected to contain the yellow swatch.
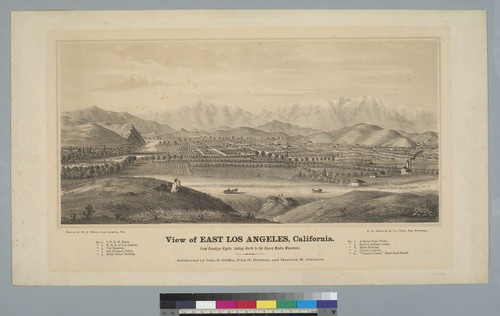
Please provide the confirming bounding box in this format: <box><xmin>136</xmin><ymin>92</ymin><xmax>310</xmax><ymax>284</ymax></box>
<box><xmin>256</xmin><ymin>300</ymin><xmax>277</xmax><ymax>309</ymax></box>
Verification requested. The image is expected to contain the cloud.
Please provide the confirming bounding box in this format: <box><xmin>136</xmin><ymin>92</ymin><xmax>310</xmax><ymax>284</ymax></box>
<box><xmin>245</xmin><ymin>88</ymin><xmax>321</xmax><ymax>97</ymax></box>
<box><xmin>92</xmin><ymin>76</ymin><xmax>174</xmax><ymax>92</ymax></box>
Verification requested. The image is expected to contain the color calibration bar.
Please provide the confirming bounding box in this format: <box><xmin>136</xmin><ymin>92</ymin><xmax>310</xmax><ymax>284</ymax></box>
<box><xmin>160</xmin><ymin>293</ymin><xmax>337</xmax><ymax>316</ymax></box>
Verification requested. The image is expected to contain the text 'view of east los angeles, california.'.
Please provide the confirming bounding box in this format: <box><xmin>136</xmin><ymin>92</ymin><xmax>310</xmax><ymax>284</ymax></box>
<box><xmin>59</xmin><ymin>39</ymin><xmax>439</xmax><ymax>225</ymax></box>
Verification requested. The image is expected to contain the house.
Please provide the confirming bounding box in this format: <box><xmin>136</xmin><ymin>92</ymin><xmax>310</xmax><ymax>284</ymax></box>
<box><xmin>401</xmin><ymin>166</ymin><xmax>413</xmax><ymax>175</ymax></box>
<box><xmin>350</xmin><ymin>179</ymin><xmax>367</xmax><ymax>187</ymax></box>
<box><xmin>401</xmin><ymin>159</ymin><xmax>413</xmax><ymax>175</ymax></box>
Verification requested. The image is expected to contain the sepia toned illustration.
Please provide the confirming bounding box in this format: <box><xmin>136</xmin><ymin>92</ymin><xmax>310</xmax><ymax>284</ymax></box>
<box><xmin>59</xmin><ymin>39</ymin><xmax>440</xmax><ymax>225</ymax></box>
<box><xmin>12</xmin><ymin>10</ymin><xmax>488</xmax><ymax>286</ymax></box>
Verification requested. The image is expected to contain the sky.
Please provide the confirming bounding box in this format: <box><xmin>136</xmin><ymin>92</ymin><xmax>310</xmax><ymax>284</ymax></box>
<box><xmin>59</xmin><ymin>39</ymin><xmax>439</xmax><ymax>115</ymax></box>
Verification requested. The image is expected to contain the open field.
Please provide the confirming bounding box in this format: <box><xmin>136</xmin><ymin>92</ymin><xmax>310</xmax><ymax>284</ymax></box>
<box><xmin>150</xmin><ymin>175</ymin><xmax>438</xmax><ymax>197</ymax></box>
<box><xmin>124</xmin><ymin>161</ymin><xmax>299</xmax><ymax>180</ymax></box>
<box><xmin>123</xmin><ymin>160</ymin><xmax>437</xmax><ymax>182</ymax></box>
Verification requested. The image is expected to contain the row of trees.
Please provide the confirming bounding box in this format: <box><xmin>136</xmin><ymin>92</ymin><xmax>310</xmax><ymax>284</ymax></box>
<box><xmin>297</xmin><ymin>168</ymin><xmax>380</xmax><ymax>179</ymax></box>
<box><xmin>61</xmin><ymin>145</ymin><xmax>138</xmax><ymax>163</ymax></box>
<box><xmin>190</xmin><ymin>162</ymin><xmax>289</xmax><ymax>168</ymax></box>
<box><xmin>141</xmin><ymin>153</ymin><xmax>338</xmax><ymax>163</ymax></box>
<box><xmin>294</xmin><ymin>169</ymin><xmax>359</xmax><ymax>185</ymax></box>
<box><xmin>61</xmin><ymin>156</ymin><xmax>137</xmax><ymax>179</ymax></box>
<box><xmin>140</xmin><ymin>154</ymin><xmax>185</xmax><ymax>161</ymax></box>
<box><xmin>294</xmin><ymin>166</ymin><xmax>438</xmax><ymax>184</ymax></box>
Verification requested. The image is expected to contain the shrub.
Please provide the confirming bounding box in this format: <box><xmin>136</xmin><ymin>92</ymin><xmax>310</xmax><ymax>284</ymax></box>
<box><xmin>114</xmin><ymin>203</ymin><xmax>130</xmax><ymax>220</ymax></box>
<box><xmin>83</xmin><ymin>204</ymin><xmax>95</xmax><ymax>220</ymax></box>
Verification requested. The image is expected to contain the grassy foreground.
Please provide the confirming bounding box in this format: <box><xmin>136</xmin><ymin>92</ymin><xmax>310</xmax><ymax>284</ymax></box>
<box><xmin>274</xmin><ymin>190</ymin><xmax>439</xmax><ymax>223</ymax></box>
<box><xmin>61</xmin><ymin>177</ymin><xmax>267</xmax><ymax>224</ymax></box>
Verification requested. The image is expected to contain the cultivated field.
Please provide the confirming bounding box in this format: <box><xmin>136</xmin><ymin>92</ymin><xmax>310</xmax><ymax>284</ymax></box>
<box><xmin>61</xmin><ymin>136</ymin><xmax>440</xmax><ymax>223</ymax></box>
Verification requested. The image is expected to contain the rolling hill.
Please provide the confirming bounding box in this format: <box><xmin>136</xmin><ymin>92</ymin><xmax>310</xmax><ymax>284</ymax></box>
<box><xmin>397</xmin><ymin>130</ymin><xmax>439</xmax><ymax>146</ymax></box>
<box><xmin>164</xmin><ymin>128</ymin><xmax>211</xmax><ymax>138</ymax></box>
<box><xmin>302</xmin><ymin>132</ymin><xmax>337</xmax><ymax>143</ymax></box>
<box><xmin>61</xmin><ymin>114</ymin><xmax>148</xmax><ymax>147</ymax></box>
<box><xmin>210</xmin><ymin>127</ymin><xmax>289</xmax><ymax>139</ymax></box>
<box><xmin>62</xmin><ymin>102</ymin><xmax>438</xmax><ymax>148</ymax></box>
<box><xmin>99</xmin><ymin>122</ymin><xmax>146</xmax><ymax>146</ymax></box>
<box><xmin>256</xmin><ymin>120</ymin><xmax>321</xmax><ymax>136</ymax></box>
<box><xmin>63</xmin><ymin>105</ymin><xmax>175</xmax><ymax>134</ymax></box>
<box><xmin>303</xmin><ymin>123</ymin><xmax>417</xmax><ymax>147</ymax></box>
<box><xmin>274</xmin><ymin>190</ymin><xmax>439</xmax><ymax>223</ymax></box>
<box><xmin>61</xmin><ymin>116</ymin><xmax>132</xmax><ymax>147</ymax></box>
<box><xmin>258</xmin><ymin>195</ymin><xmax>299</xmax><ymax>218</ymax></box>
<box><xmin>61</xmin><ymin>177</ymin><xmax>269</xmax><ymax>224</ymax></box>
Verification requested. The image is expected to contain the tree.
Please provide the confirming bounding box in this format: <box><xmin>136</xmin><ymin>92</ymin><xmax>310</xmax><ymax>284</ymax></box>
<box><xmin>115</xmin><ymin>203</ymin><xmax>130</xmax><ymax>220</ymax></box>
<box><xmin>83</xmin><ymin>204</ymin><xmax>95</xmax><ymax>220</ymax></box>
<box><xmin>338</xmin><ymin>207</ymin><xmax>347</xmax><ymax>217</ymax></box>
<box><xmin>150</xmin><ymin>209</ymin><xmax>163</xmax><ymax>221</ymax></box>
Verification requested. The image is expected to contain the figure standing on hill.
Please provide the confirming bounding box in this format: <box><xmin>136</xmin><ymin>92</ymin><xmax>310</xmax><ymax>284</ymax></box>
<box><xmin>171</xmin><ymin>178</ymin><xmax>181</xmax><ymax>193</ymax></box>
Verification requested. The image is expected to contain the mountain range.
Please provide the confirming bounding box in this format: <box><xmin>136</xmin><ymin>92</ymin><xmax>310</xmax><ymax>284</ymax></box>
<box><xmin>61</xmin><ymin>105</ymin><xmax>438</xmax><ymax>148</ymax></box>
<box><xmin>143</xmin><ymin>101</ymin><xmax>266</xmax><ymax>131</ymax></box>
<box><xmin>143</xmin><ymin>97</ymin><xmax>436</xmax><ymax>133</ymax></box>
<box><xmin>262</xmin><ymin>97</ymin><xmax>436</xmax><ymax>133</ymax></box>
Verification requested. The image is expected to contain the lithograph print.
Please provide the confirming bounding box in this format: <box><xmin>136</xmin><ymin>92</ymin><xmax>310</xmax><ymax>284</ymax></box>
<box><xmin>11</xmin><ymin>10</ymin><xmax>488</xmax><ymax>286</ymax></box>
<box><xmin>59</xmin><ymin>39</ymin><xmax>440</xmax><ymax>225</ymax></box>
